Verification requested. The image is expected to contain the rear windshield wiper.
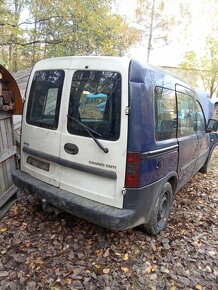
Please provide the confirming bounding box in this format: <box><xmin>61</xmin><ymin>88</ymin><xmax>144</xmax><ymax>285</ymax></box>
<box><xmin>67</xmin><ymin>115</ymin><xmax>109</xmax><ymax>153</ymax></box>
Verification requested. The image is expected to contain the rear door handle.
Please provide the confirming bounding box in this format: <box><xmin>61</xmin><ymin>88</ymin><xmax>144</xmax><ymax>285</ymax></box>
<box><xmin>64</xmin><ymin>143</ymin><xmax>79</xmax><ymax>155</ymax></box>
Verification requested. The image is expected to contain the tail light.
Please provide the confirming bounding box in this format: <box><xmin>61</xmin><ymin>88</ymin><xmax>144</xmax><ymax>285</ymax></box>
<box><xmin>125</xmin><ymin>152</ymin><xmax>141</xmax><ymax>188</ymax></box>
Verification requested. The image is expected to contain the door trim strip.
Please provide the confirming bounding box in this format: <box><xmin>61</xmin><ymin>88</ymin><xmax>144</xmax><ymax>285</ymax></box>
<box><xmin>23</xmin><ymin>146</ymin><xmax>117</xmax><ymax>180</ymax></box>
<box><xmin>142</xmin><ymin>144</ymin><xmax>178</xmax><ymax>158</ymax></box>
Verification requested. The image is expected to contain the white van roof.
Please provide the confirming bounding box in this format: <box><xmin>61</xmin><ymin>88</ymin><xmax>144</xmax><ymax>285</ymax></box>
<box><xmin>33</xmin><ymin>56</ymin><xmax>132</xmax><ymax>71</ymax></box>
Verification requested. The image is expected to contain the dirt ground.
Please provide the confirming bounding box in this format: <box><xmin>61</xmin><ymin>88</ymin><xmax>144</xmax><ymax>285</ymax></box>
<box><xmin>209</xmin><ymin>146</ymin><xmax>218</xmax><ymax>174</ymax></box>
<box><xmin>0</xmin><ymin>148</ymin><xmax>217</xmax><ymax>290</ymax></box>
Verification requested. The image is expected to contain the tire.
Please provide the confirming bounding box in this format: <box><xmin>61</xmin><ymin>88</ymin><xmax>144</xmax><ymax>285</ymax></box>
<box><xmin>199</xmin><ymin>165</ymin><xmax>208</xmax><ymax>174</ymax></box>
<box><xmin>144</xmin><ymin>182</ymin><xmax>173</xmax><ymax>235</ymax></box>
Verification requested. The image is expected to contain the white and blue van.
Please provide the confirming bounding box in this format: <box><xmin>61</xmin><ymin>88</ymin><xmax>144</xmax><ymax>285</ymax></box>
<box><xmin>13</xmin><ymin>56</ymin><xmax>218</xmax><ymax>234</ymax></box>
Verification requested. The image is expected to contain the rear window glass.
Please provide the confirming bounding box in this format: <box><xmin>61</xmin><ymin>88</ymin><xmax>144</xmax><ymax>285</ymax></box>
<box><xmin>67</xmin><ymin>70</ymin><xmax>121</xmax><ymax>141</ymax></box>
<box><xmin>155</xmin><ymin>86</ymin><xmax>177</xmax><ymax>141</ymax></box>
<box><xmin>26</xmin><ymin>70</ymin><xmax>64</xmax><ymax>129</ymax></box>
<box><xmin>177</xmin><ymin>91</ymin><xmax>196</xmax><ymax>137</ymax></box>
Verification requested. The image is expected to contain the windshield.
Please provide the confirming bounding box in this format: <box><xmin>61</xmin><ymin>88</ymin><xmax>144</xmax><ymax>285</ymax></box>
<box><xmin>67</xmin><ymin>70</ymin><xmax>121</xmax><ymax>141</ymax></box>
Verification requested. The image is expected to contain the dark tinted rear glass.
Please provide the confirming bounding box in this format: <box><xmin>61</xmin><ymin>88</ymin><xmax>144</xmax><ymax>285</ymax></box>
<box><xmin>155</xmin><ymin>86</ymin><xmax>177</xmax><ymax>141</ymax></box>
<box><xmin>26</xmin><ymin>70</ymin><xmax>64</xmax><ymax>129</ymax></box>
<box><xmin>67</xmin><ymin>70</ymin><xmax>121</xmax><ymax>141</ymax></box>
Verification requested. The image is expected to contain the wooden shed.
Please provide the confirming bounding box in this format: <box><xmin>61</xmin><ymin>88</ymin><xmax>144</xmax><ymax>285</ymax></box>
<box><xmin>0</xmin><ymin>64</ymin><xmax>22</xmax><ymax>218</ymax></box>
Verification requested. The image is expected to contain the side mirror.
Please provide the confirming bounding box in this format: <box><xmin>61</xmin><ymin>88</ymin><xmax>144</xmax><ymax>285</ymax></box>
<box><xmin>206</xmin><ymin>119</ymin><xmax>218</xmax><ymax>132</ymax></box>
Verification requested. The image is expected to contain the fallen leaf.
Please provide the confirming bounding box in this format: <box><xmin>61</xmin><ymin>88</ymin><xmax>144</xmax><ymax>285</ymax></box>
<box><xmin>123</xmin><ymin>253</ymin><xmax>129</xmax><ymax>261</ymax></box>
<box><xmin>195</xmin><ymin>285</ymin><xmax>202</xmax><ymax>290</ymax></box>
<box><xmin>150</xmin><ymin>242</ymin><xmax>157</xmax><ymax>251</ymax></box>
<box><xmin>95</xmin><ymin>249</ymin><xmax>103</xmax><ymax>258</ymax></box>
<box><xmin>95</xmin><ymin>264</ymin><xmax>101</xmax><ymax>269</ymax></box>
<box><xmin>144</xmin><ymin>265</ymin><xmax>152</xmax><ymax>273</ymax></box>
<box><xmin>0</xmin><ymin>271</ymin><xmax>9</xmax><ymax>277</ymax></box>
<box><xmin>114</xmin><ymin>252</ymin><xmax>121</xmax><ymax>256</ymax></box>
<box><xmin>103</xmin><ymin>248</ymin><xmax>110</xmax><ymax>257</ymax></box>
<box><xmin>121</xmin><ymin>267</ymin><xmax>129</xmax><ymax>273</ymax></box>
<box><xmin>150</xmin><ymin>255</ymin><xmax>155</xmax><ymax>261</ymax></box>
<box><xmin>103</xmin><ymin>268</ymin><xmax>110</xmax><ymax>274</ymax></box>
<box><xmin>0</xmin><ymin>228</ymin><xmax>7</xmax><ymax>233</ymax></box>
<box><xmin>85</xmin><ymin>270</ymin><xmax>91</xmax><ymax>274</ymax></box>
<box><xmin>86</xmin><ymin>239</ymin><xmax>93</xmax><ymax>245</ymax></box>
<box><xmin>66</xmin><ymin>278</ymin><xmax>72</xmax><ymax>285</ymax></box>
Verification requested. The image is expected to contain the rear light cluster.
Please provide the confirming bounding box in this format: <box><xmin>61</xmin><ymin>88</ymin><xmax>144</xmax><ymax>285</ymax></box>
<box><xmin>125</xmin><ymin>152</ymin><xmax>141</xmax><ymax>188</ymax></box>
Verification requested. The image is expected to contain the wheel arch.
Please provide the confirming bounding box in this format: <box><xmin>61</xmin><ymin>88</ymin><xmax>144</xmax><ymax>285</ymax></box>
<box><xmin>167</xmin><ymin>175</ymin><xmax>177</xmax><ymax>194</ymax></box>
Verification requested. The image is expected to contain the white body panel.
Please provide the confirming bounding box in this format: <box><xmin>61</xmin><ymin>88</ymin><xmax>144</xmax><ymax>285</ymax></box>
<box><xmin>21</xmin><ymin>56</ymin><xmax>130</xmax><ymax>208</ymax></box>
<box><xmin>21</xmin><ymin>127</ymin><xmax>61</xmax><ymax>187</ymax></box>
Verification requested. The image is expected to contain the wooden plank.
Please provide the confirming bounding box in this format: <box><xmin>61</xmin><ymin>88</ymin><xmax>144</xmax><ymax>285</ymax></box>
<box><xmin>0</xmin><ymin>146</ymin><xmax>16</xmax><ymax>163</ymax></box>
<box><xmin>0</xmin><ymin>118</ymin><xmax>10</xmax><ymax>190</ymax></box>
<box><xmin>1</xmin><ymin>160</ymin><xmax>9</xmax><ymax>193</ymax></box>
<box><xmin>0</xmin><ymin>111</ymin><xmax>17</xmax><ymax>203</ymax></box>
<box><xmin>0</xmin><ymin>111</ymin><xmax>11</xmax><ymax>121</ymax></box>
<box><xmin>6</xmin><ymin>158</ymin><xmax>13</xmax><ymax>187</ymax></box>
<box><xmin>0</xmin><ymin>113</ymin><xmax>16</xmax><ymax>195</ymax></box>
<box><xmin>5</xmin><ymin>117</ymin><xmax>16</xmax><ymax>179</ymax></box>
<box><xmin>0</xmin><ymin>184</ymin><xmax>18</xmax><ymax>208</ymax></box>
<box><xmin>0</xmin><ymin>117</ymin><xmax>8</xmax><ymax>150</ymax></box>
<box><xmin>6</xmin><ymin>117</ymin><xmax>13</xmax><ymax>147</ymax></box>
<box><xmin>0</xmin><ymin>185</ymin><xmax>19</xmax><ymax>219</ymax></box>
<box><xmin>1</xmin><ymin>118</ymin><xmax>11</xmax><ymax>189</ymax></box>
<box><xmin>0</xmin><ymin>163</ymin><xmax>6</xmax><ymax>195</ymax></box>
<box><xmin>0</xmin><ymin>115</ymin><xmax>6</xmax><ymax>194</ymax></box>
<box><xmin>0</xmin><ymin>120</ymin><xmax>4</xmax><ymax>153</ymax></box>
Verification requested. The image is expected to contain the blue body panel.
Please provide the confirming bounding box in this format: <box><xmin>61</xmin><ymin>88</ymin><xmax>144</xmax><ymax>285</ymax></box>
<box><xmin>127</xmin><ymin>60</ymin><xmax>216</xmax><ymax>191</ymax></box>
<box><xmin>128</xmin><ymin>60</ymin><xmax>179</xmax><ymax>188</ymax></box>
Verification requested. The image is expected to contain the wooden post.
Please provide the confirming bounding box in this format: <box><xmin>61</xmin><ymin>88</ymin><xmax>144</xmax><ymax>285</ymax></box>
<box><xmin>0</xmin><ymin>111</ymin><xmax>19</xmax><ymax>219</ymax></box>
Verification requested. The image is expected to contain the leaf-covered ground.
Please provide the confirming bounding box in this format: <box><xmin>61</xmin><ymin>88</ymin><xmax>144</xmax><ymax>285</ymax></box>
<box><xmin>0</xmin><ymin>148</ymin><xmax>217</xmax><ymax>290</ymax></box>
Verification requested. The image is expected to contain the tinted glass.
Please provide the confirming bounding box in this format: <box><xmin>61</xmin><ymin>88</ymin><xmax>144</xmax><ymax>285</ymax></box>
<box><xmin>213</xmin><ymin>103</ymin><xmax>218</xmax><ymax>119</ymax></box>
<box><xmin>67</xmin><ymin>70</ymin><xmax>121</xmax><ymax>141</ymax></box>
<box><xmin>155</xmin><ymin>86</ymin><xmax>177</xmax><ymax>141</ymax></box>
<box><xmin>195</xmin><ymin>101</ymin><xmax>206</xmax><ymax>133</ymax></box>
<box><xmin>26</xmin><ymin>70</ymin><xmax>64</xmax><ymax>129</ymax></box>
<box><xmin>177</xmin><ymin>91</ymin><xmax>197</xmax><ymax>137</ymax></box>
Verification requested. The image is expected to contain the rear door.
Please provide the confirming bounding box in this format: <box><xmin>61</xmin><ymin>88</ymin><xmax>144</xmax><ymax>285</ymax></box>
<box><xmin>21</xmin><ymin>68</ymin><xmax>65</xmax><ymax>187</ymax></box>
<box><xmin>59</xmin><ymin>61</ymin><xmax>129</xmax><ymax>208</ymax></box>
<box><xmin>176</xmin><ymin>86</ymin><xmax>199</xmax><ymax>189</ymax></box>
<box><xmin>194</xmin><ymin>101</ymin><xmax>210</xmax><ymax>171</ymax></box>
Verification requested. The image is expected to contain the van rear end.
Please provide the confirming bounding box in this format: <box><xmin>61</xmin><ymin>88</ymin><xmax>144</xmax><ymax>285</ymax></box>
<box><xmin>13</xmin><ymin>56</ymin><xmax>140</xmax><ymax>230</ymax></box>
<box><xmin>14</xmin><ymin>56</ymin><xmax>211</xmax><ymax>235</ymax></box>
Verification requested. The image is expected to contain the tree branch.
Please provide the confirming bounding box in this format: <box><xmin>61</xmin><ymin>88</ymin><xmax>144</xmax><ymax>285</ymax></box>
<box><xmin>0</xmin><ymin>15</ymin><xmax>65</xmax><ymax>28</ymax></box>
<box><xmin>18</xmin><ymin>15</ymin><xmax>65</xmax><ymax>26</ymax></box>
<box><xmin>0</xmin><ymin>39</ymin><xmax>63</xmax><ymax>46</ymax></box>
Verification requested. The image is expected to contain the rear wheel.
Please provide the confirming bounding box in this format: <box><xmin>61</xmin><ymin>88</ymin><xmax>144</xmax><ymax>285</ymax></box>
<box><xmin>144</xmin><ymin>182</ymin><xmax>173</xmax><ymax>235</ymax></box>
<box><xmin>199</xmin><ymin>165</ymin><xmax>208</xmax><ymax>174</ymax></box>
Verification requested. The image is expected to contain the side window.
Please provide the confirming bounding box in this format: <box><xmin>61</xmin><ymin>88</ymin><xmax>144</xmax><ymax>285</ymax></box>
<box><xmin>155</xmin><ymin>86</ymin><xmax>177</xmax><ymax>141</ymax></box>
<box><xmin>26</xmin><ymin>70</ymin><xmax>64</xmax><ymax>130</ymax></box>
<box><xmin>177</xmin><ymin>91</ymin><xmax>196</xmax><ymax>137</ymax></box>
<box><xmin>195</xmin><ymin>101</ymin><xmax>206</xmax><ymax>133</ymax></box>
<box><xmin>212</xmin><ymin>103</ymin><xmax>218</xmax><ymax>120</ymax></box>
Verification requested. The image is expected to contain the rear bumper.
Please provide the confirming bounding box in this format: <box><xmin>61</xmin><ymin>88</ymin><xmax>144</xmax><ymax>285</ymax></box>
<box><xmin>12</xmin><ymin>170</ymin><xmax>169</xmax><ymax>230</ymax></box>
<box><xmin>12</xmin><ymin>170</ymin><xmax>138</xmax><ymax>230</ymax></box>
